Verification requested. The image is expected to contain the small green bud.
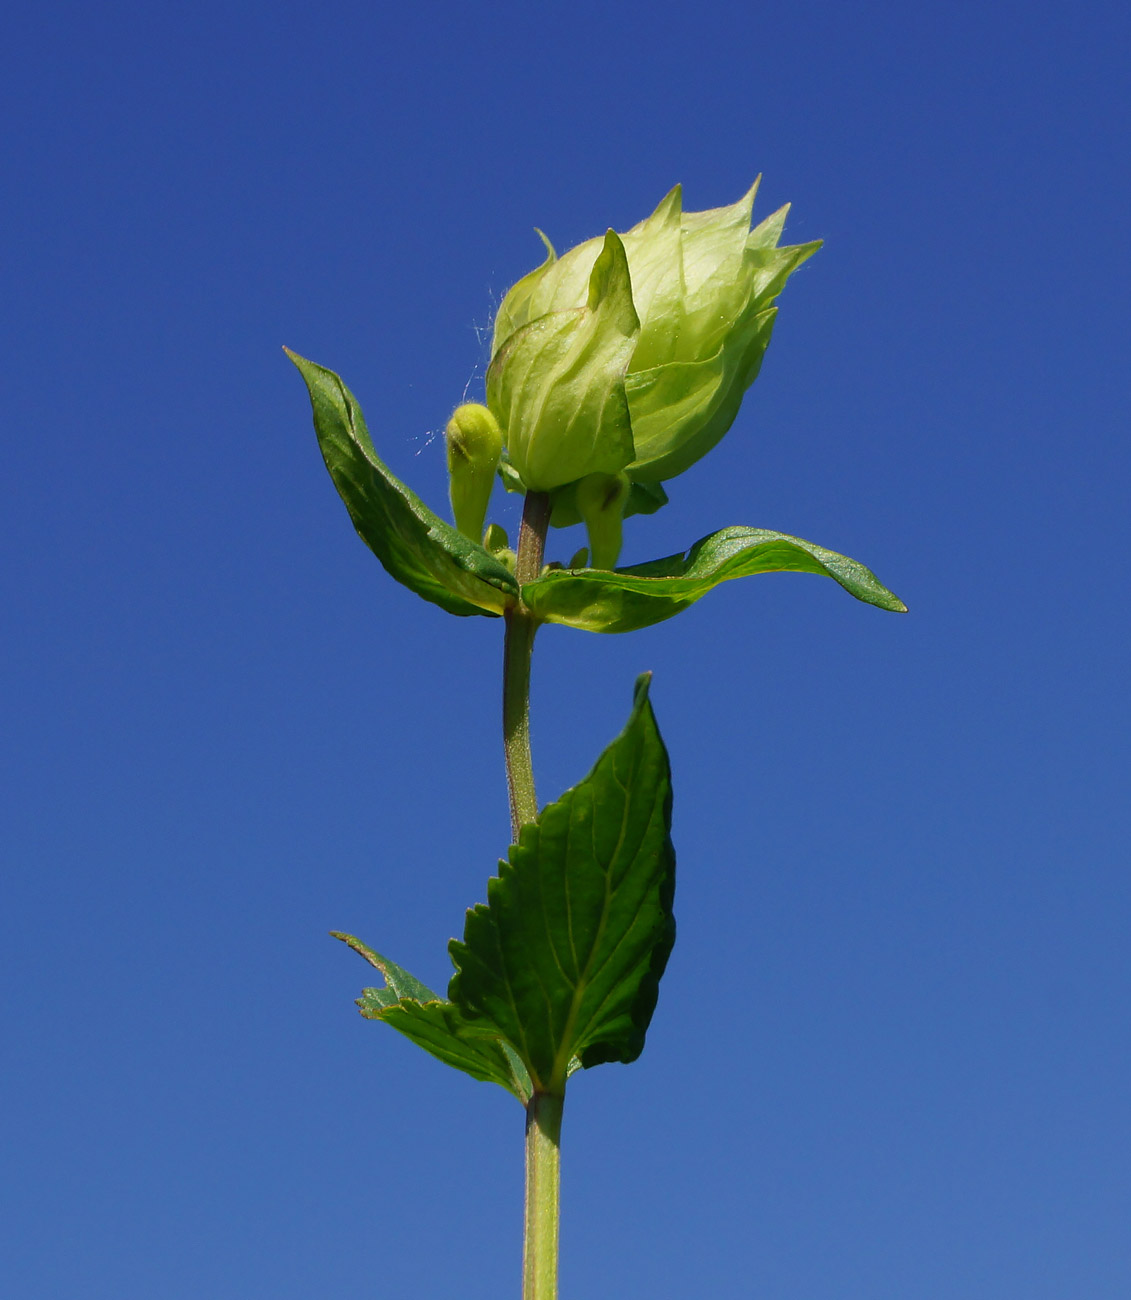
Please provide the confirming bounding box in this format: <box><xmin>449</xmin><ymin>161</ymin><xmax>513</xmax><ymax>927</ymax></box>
<box><xmin>575</xmin><ymin>471</ymin><xmax>630</xmax><ymax>571</ymax></box>
<box><xmin>446</xmin><ymin>404</ymin><xmax>503</xmax><ymax>541</ymax></box>
<box><xmin>483</xmin><ymin>522</ymin><xmax>510</xmax><ymax>553</ymax></box>
<box><xmin>482</xmin><ymin>521</ymin><xmax>516</xmax><ymax>573</ymax></box>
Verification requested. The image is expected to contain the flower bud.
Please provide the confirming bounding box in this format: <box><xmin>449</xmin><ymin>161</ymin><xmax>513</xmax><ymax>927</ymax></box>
<box><xmin>483</xmin><ymin>521</ymin><xmax>516</xmax><ymax>573</ymax></box>
<box><xmin>488</xmin><ymin>183</ymin><xmax>820</xmax><ymax>506</ymax></box>
<box><xmin>445</xmin><ymin>403</ymin><xmax>502</xmax><ymax>541</ymax></box>
<box><xmin>575</xmin><ymin>471</ymin><xmax>630</xmax><ymax>570</ymax></box>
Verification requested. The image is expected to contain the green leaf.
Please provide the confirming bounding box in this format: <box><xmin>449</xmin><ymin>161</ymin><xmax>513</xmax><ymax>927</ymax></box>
<box><xmin>448</xmin><ymin>675</ymin><xmax>675</xmax><ymax>1093</ymax></box>
<box><xmin>521</xmin><ymin>526</ymin><xmax>907</xmax><ymax>633</ymax></box>
<box><xmin>332</xmin><ymin>932</ymin><xmax>532</xmax><ymax>1101</ymax></box>
<box><xmin>287</xmin><ymin>351</ymin><xmax>518</xmax><ymax>618</ymax></box>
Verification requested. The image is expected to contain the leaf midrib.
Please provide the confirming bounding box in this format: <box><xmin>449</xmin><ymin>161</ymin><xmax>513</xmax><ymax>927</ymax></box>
<box><xmin>549</xmin><ymin>749</ymin><xmax>638</xmax><ymax>1086</ymax></box>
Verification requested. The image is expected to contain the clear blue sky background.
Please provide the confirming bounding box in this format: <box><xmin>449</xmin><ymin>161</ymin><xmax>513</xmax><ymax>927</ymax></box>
<box><xmin>3</xmin><ymin>2</ymin><xmax>1128</xmax><ymax>1296</ymax></box>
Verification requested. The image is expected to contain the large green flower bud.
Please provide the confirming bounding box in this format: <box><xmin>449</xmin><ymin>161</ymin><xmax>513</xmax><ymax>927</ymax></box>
<box><xmin>489</xmin><ymin>182</ymin><xmax>820</xmax><ymax>501</ymax></box>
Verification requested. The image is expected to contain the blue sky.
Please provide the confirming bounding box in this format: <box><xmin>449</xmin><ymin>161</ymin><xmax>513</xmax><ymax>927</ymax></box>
<box><xmin>3</xmin><ymin>1</ymin><xmax>1129</xmax><ymax>1296</ymax></box>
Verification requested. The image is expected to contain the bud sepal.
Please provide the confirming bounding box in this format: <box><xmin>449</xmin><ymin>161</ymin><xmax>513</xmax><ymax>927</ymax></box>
<box><xmin>486</xmin><ymin>230</ymin><xmax>640</xmax><ymax>492</ymax></box>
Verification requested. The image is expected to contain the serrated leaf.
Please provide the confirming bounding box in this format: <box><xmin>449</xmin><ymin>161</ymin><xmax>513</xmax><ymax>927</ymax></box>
<box><xmin>287</xmin><ymin>351</ymin><xmax>518</xmax><ymax>618</ymax></box>
<box><xmin>520</xmin><ymin>526</ymin><xmax>907</xmax><ymax>633</ymax></box>
<box><xmin>448</xmin><ymin>675</ymin><xmax>675</xmax><ymax>1092</ymax></box>
<box><xmin>333</xmin><ymin>932</ymin><xmax>531</xmax><ymax>1100</ymax></box>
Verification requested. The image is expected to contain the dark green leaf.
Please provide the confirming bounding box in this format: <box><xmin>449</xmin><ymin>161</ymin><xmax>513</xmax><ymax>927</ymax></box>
<box><xmin>521</xmin><ymin>525</ymin><xmax>907</xmax><ymax>633</ymax></box>
<box><xmin>448</xmin><ymin>675</ymin><xmax>675</xmax><ymax>1092</ymax></box>
<box><xmin>287</xmin><ymin>351</ymin><xmax>518</xmax><ymax>618</ymax></box>
<box><xmin>332</xmin><ymin>932</ymin><xmax>531</xmax><ymax>1100</ymax></box>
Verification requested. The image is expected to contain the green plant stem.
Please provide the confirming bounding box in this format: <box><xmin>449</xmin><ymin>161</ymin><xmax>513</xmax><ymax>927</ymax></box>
<box><xmin>503</xmin><ymin>491</ymin><xmax>561</xmax><ymax>1299</ymax></box>
<box><xmin>524</xmin><ymin>1090</ymin><xmax>564</xmax><ymax>1300</ymax></box>
<box><xmin>503</xmin><ymin>490</ymin><xmax>550</xmax><ymax>842</ymax></box>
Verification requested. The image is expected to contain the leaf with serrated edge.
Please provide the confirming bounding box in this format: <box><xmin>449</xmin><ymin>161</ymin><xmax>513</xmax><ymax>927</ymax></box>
<box><xmin>521</xmin><ymin>526</ymin><xmax>907</xmax><ymax>633</ymax></box>
<box><xmin>287</xmin><ymin>351</ymin><xmax>518</xmax><ymax>618</ymax></box>
<box><xmin>332</xmin><ymin>933</ymin><xmax>531</xmax><ymax>1100</ymax></box>
<box><xmin>448</xmin><ymin>675</ymin><xmax>675</xmax><ymax>1092</ymax></box>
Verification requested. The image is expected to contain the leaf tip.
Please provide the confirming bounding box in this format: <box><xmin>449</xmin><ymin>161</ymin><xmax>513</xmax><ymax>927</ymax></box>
<box><xmin>632</xmin><ymin>670</ymin><xmax>654</xmax><ymax>704</ymax></box>
<box><xmin>283</xmin><ymin>345</ymin><xmax>314</xmax><ymax>377</ymax></box>
<box><xmin>330</xmin><ymin>931</ymin><xmax>388</xmax><ymax>974</ymax></box>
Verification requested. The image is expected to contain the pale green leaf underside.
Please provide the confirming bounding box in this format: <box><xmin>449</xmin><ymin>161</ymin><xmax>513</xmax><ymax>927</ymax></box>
<box><xmin>448</xmin><ymin>675</ymin><xmax>675</xmax><ymax>1092</ymax></box>
<box><xmin>521</xmin><ymin>526</ymin><xmax>907</xmax><ymax>633</ymax></box>
<box><xmin>332</xmin><ymin>932</ymin><xmax>532</xmax><ymax>1100</ymax></box>
<box><xmin>287</xmin><ymin>351</ymin><xmax>518</xmax><ymax>618</ymax></box>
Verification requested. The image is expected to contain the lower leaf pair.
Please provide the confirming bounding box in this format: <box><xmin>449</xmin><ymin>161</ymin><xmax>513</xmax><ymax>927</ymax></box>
<box><xmin>334</xmin><ymin>675</ymin><xmax>675</xmax><ymax>1102</ymax></box>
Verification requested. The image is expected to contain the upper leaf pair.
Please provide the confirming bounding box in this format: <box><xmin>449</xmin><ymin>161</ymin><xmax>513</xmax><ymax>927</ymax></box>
<box><xmin>288</xmin><ymin>352</ymin><xmax>906</xmax><ymax>631</ymax></box>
